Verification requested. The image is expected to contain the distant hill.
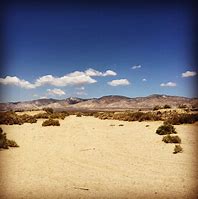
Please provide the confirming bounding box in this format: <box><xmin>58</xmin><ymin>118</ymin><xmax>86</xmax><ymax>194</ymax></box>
<box><xmin>0</xmin><ymin>94</ymin><xmax>197</xmax><ymax>111</ymax></box>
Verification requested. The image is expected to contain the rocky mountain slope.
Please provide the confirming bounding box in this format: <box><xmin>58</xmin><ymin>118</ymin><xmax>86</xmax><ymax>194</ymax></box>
<box><xmin>0</xmin><ymin>95</ymin><xmax>197</xmax><ymax>111</ymax></box>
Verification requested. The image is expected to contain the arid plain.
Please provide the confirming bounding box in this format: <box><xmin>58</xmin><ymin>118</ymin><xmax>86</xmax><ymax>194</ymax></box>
<box><xmin>0</xmin><ymin>111</ymin><xmax>198</xmax><ymax>199</ymax></box>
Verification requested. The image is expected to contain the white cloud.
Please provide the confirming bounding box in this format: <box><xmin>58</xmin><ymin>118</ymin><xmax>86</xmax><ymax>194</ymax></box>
<box><xmin>85</xmin><ymin>68</ymin><xmax>103</xmax><ymax>76</ymax></box>
<box><xmin>142</xmin><ymin>78</ymin><xmax>147</xmax><ymax>82</ymax></box>
<box><xmin>76</xmin><ymin>91</ymin><xmax>87</xmax><ymax>96</ymax></box>
<box><xmin>0</xmin><ymin>76</ymin><xmax>36</xmax><ymax>89</ymax></box>
<box><xmin>0</xmin><ymin>68</ymin><xmax>117</xmax><ymax>89</ymax></box>
<box><xmin>182</xmin><ymin>71</ymin><xmax>197</xmax><ymax>78</ymax></box>
<box><xmin>160</xmin><ymin>82</ymin><xmax>176</xmax><ymax>87</ymax></box>
<box><xmin>39</xmin><ymin>96</ymin><xmax>47</xmax><ymax>99</ymax></box>
<box><xmin>108</xmin><ymin>79</ymin><xmax>130</xmax><ymax>86</ymax></box>
<box><xmin>47</xmin><ymin>88</ymin><xmax>66</xmax><ymax>96</ymax></box>
<box><xmin>85</xmin><ymin>68</ymin><xmax>117</xmax><ymax>77</ymax></box>
<box><xmin>103</xmin><ymin>70</ymin><xmax>117</xmax><ymax>76</ymax></box>
<box><xmin>132</xmin><ymin>65</ymin><xmax>141</xmax><ymax>69</ymax></box>
<box><xmin>35</xmin><ymin>71</ymin><xmax>97</xmax><ymax>87</ymax></box>
<box><xmin>76</xmin><ymin>86</ymin><xmax>85</xmax><ymax>91</ymax></box>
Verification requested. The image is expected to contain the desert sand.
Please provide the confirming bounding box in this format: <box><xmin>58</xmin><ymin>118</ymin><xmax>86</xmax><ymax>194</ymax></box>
<box><xmin>0</xmin><ymin>115</ymin><xmax>198</xmax><ymax>199</ymax></box>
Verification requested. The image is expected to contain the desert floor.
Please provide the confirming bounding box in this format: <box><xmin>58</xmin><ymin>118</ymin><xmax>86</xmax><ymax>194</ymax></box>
<box><xmin>0</xmin><ymin>115</ymin><xmax>198</xmax><ymax>199</ymax></box>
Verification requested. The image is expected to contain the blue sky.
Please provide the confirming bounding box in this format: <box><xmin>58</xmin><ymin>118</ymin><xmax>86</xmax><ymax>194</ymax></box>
<box><xmin>0</xmin><ymin>2</ymin><xmax>197</xmax><ymax>102</ymax></box>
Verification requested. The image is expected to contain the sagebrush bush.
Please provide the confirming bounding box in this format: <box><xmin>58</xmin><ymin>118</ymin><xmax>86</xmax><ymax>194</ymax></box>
<box><xmin>178</xmin><ymin>104</ymin><xmax>188</xmax><ymax>109</ymax></box>
<box><xmin>162</xmin><ymin>135</ymin><xmax>181</xmax><ymax>143</ymax></box>
<box><xmin>156</xmin><ymin>123</ymin><xmax>177</xmax><ymax>135</ymax></box>
<box><xmin>20</xmin><ymin>114</ymin><xmax>37</xmax><ymax>123</ymax></box>
<box><xmin>50</xmin><ymin>112</ymin><xmax>67</xmax><ymax>120</ymax></box>
<box><xmin>173</xmin><ymin>145</ymin><xmax>183</xmax><ymax>154</ymax></box>
<box><xmin>0</xmin><ymin>112</ymin><xmax>23</xmax><ymax>125</ymax></box>
<box><xmin>43</xmin><ymin>108</ymin><xmax>54</xmax><ymax>114</ymax></box>
<box><xmin>164</xmin><ymin>104</ymin><xmax>171</xmax><ymax>109</ymax></box>
<box><xmin>0</xmin><ymin>112</ymin><xmax>37</xmax><ymax>125</ymax></box>
<box><xmin>153</xmin><ymin>105</ymin><xmax>162</xmax><ymax>111</ymax></box>
<box><xmin>7</xmin><ymin>139</ymin><xmax>19</xmax><ymax>147</ymax></box>
<box><xmin>34</xmin><ymin>112</ymin><xmax>50</xmax><ymax>119</ymax></box>
<box><xmin>165</xmin><ymin>113</ymin><xmax>198</xmax><ymax>125</ymax></box>
<box><xmin>0</xmin><ymin>127</ymin><xmax>19</xmax><ymax>149</ymax></box>
<box><xmin>42</xmin><ymin>119</ymin><xmax>60</xmax><ymax>126</ymax></box>
<box><xmin>76</xmin><ymin>112</ymin><xmax>82</xmax><ymax>117</ymax></box>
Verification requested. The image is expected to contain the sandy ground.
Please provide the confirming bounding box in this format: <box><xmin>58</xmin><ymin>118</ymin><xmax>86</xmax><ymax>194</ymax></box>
<box><xmin>0</xmin><ymin>115</ymin><xmax>198</xmax><ymax>199</ymax></box>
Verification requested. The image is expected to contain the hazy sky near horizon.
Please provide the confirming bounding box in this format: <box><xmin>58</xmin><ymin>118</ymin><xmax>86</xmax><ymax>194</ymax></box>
<box><xmin>0</xmin><ymin>1</ymin><xmax>197</xmax><ymax>102</ymax></box>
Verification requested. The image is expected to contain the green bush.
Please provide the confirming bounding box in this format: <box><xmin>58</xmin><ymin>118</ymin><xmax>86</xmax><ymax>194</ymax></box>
<box><xmin>173</xmin><ymin>145</ymin><xmax>183</xmax><ymax>154</ymax></box>
<box><xmin>156</xmin><ymin>123</ymin><xmax>177</xmax><ymax>135</ymax></box>
<box><xmin>162</xmin><ymin>135</ymin><xmax>181</xmax><ymax>143</ymax></box>
<box><xmin>42</xmin><ymin>119</ymin><xmax>60</xmax><ymax>126</ymax></box>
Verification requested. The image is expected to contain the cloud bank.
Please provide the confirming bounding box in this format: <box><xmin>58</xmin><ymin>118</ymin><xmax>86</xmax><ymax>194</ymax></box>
<box><xmin>0</xmin><ymin>76</ymin><xmax>36</xmax><ymax>89</ymax></box>
<box><xmin>0</xmin><ymin>68</ymin><xmax>117</xmax><ymax>89</ymax></box>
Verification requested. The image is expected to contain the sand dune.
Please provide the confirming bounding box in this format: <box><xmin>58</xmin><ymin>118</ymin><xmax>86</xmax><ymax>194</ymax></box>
<box><xmin>0</xmin><ymin>116</ymin><xmax>198</xmax><ymax>198</ymax></box>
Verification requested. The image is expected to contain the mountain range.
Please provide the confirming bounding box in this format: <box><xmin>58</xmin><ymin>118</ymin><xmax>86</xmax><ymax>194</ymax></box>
<box><xmin>0</xmin><ymin>94</ymin><xmax>198</xmax><ymax>111</ymax></box>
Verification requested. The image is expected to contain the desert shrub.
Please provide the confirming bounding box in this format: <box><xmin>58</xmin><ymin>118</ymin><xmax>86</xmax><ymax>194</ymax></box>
<box><xmin>165</xmin><ymin>113</ymin><xmax>198</xmax><ymax>125</ymax></box>
<box><xmin>20</xmin><ymin>114</ymin><xmax>37</xmax><ymax>123</ymax></box>
<box><xmin>138</xmin><ymin>112</ymin><xmax>161</xmax><ymax>122</ymax></box>
<box><xmin>93</xmin><ymin>112</ymin><xmax>100</xmax><ymax>118</ymax></box>
<box><xmin>0</xmin><ymin>112</ymin><xmax>23</xmax><ymax>125</ymax></box>
<box><xmin>95</xmin><ymin>111</ymin><xmax>162</xmax><ymax>122</ymax></box>
<box><xmin>162</xmin><ymin>135</ymin><xmax>181</xmax><ymax>143</ymax></box>
<box><xmin>153</xmin><ymin>105</ymin><xmax>162</xmax><ymax>111</ymax></box>
<box><xmin>191</xmin><ymin>108</ymin><xmax>198</xmax><ymax>111</ymax></box>
<box><xmin>43</xmin><ymin>107</ymin><xmax>54</xmax><ymax>114</ymax></box>
<box><xmin>34</xmin><ymin>112</ymin><xmax>49</xmax><ymax>119</ymax></box>
<box><xmin>0</xmin><ymin>112</ymin><xmax>38</xmax><ymax>125</ymax></box>
<box><xmin>60</xmin><ymin>111</ymin><xmax>70</xmax><ymax>116</ymax></box>
<box><xmin>156</xmin><ymin>123</ymin><xmax>177</xmax><ymax>135</ymax></box>
<box><xmin>50</xmin><ymin>112</ymin><xmax>67</xmax><ymax>120</ymax></box>
<box><xmin>82</xmin><ymin>112</ymin><xmax>96</xmax><ymax>116</ymax></box>
<box><xmin>0</xmin><ymin>127</ymin><xmax>19</xmax><ymax>149</ymax></box>
<box><xmin>0</xmin><ymin>127</ymin><xmax>8</xmax><ymax>149</ymax></box>
<box><xmin>119</xmin><ymin>124</ymin><xmax>124</xmax><ymax>126</ymax></box>
<box><xmin>76</xmin><ymin>112</ymin><xmax>82</xmax><ymax>117</ymax></box>
<box><xmin>6</xmin><ymin>139</ymin><xmax>19</xmax><ymax>147</ymax></box>
<box><xmin>42</xmin><ymin>119</ymin><xmax>60</xmax><ymax>126</ymax></box>
<box><xmin>164</xmin><ymin>104</ymin><xmax>171</xmax><ymax>109</ymax></box>
<box><xmin>173</xmin><ymin>145</ymin><xmax>183</xmax><ymax>154</ymax></box>
<box><xmin>178</xmin><ymin>104</ymin><xmax>188</xmax><ymax>109</ymax></box>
